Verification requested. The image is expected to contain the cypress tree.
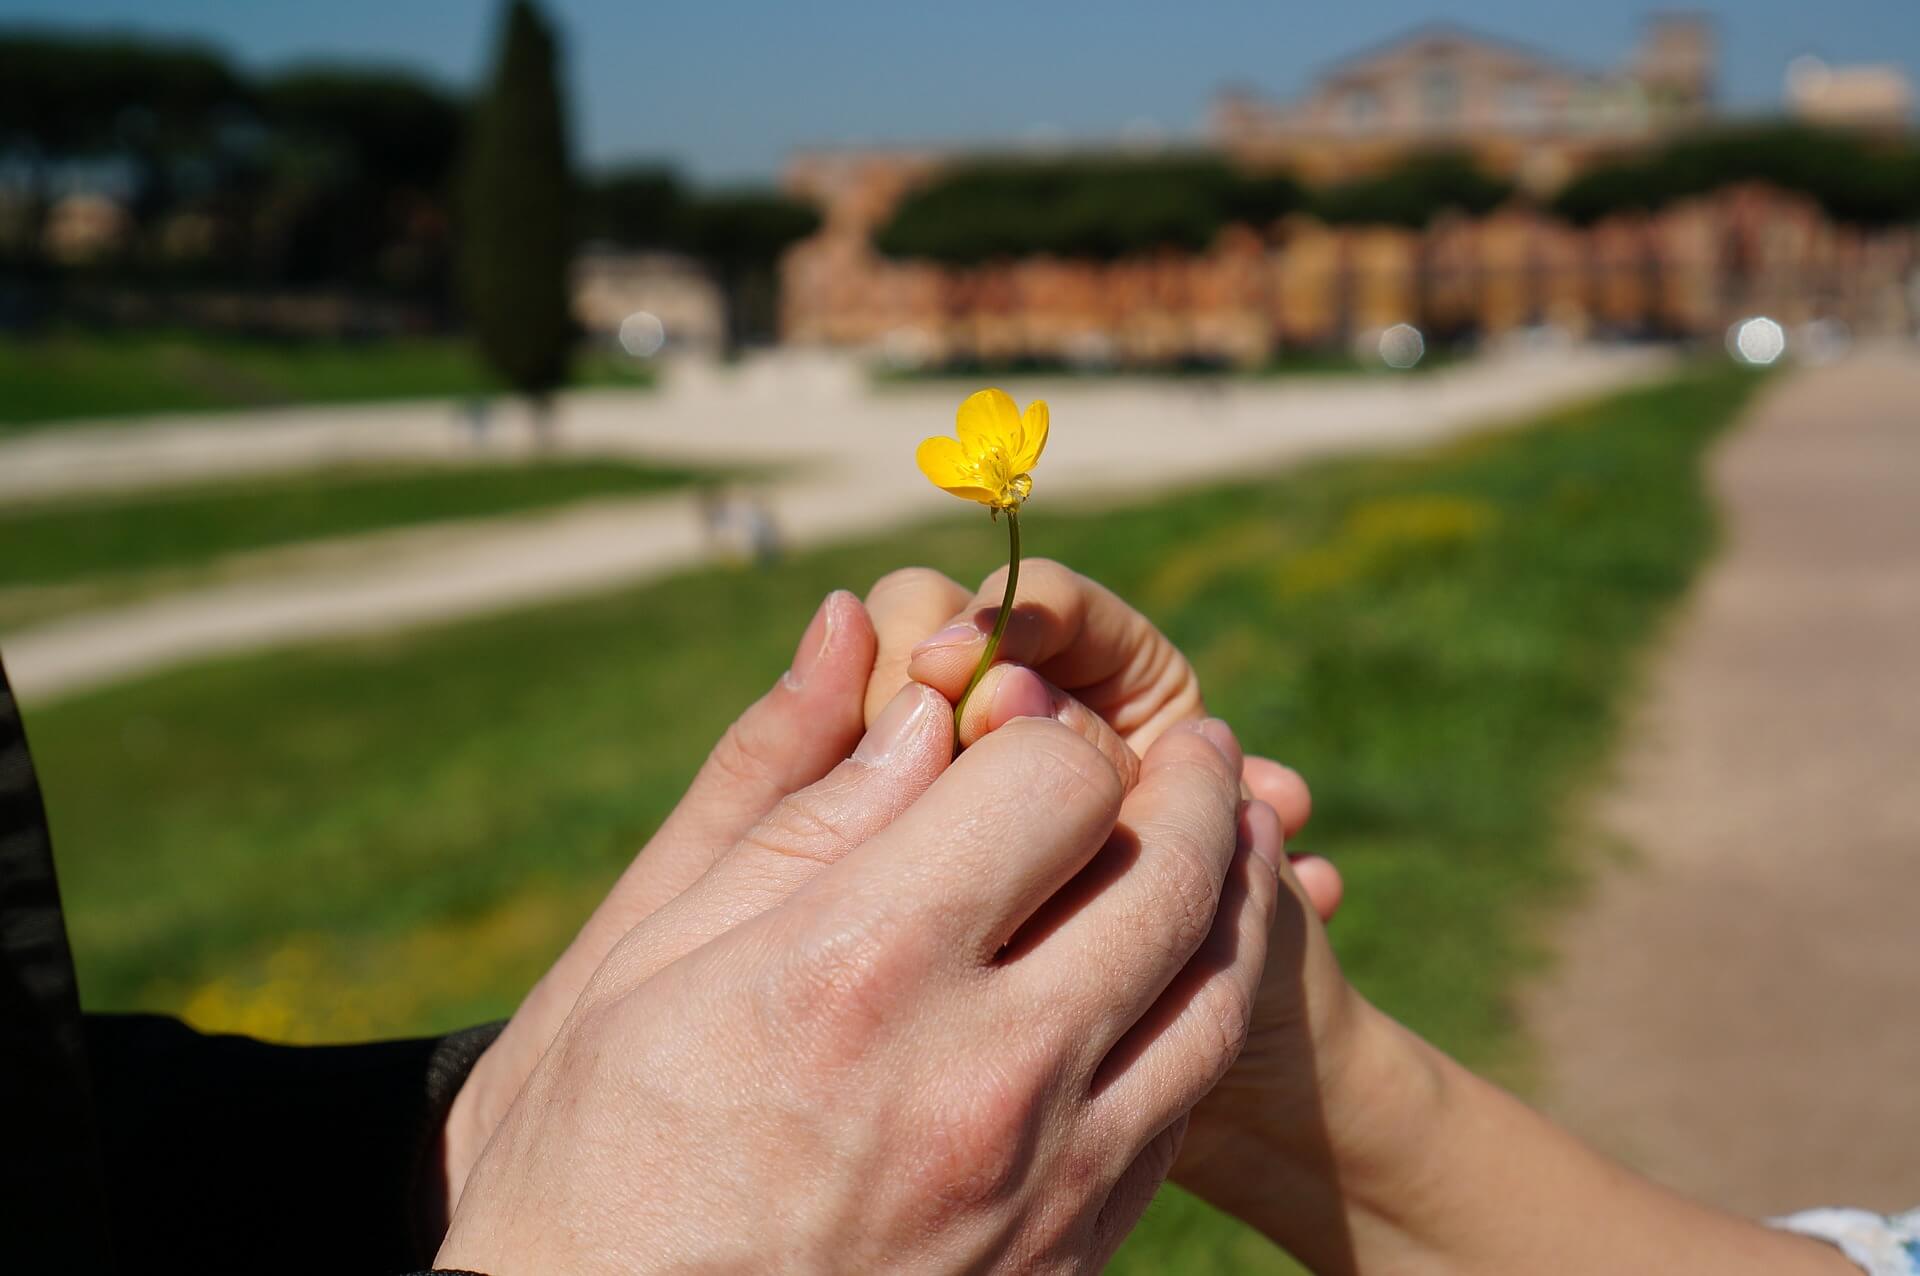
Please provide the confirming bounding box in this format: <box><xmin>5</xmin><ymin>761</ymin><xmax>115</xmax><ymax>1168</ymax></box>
<box><xmin>460</xmin><ymin>0</ymin><xmax>574</xmax><ymax>431</ymax></box>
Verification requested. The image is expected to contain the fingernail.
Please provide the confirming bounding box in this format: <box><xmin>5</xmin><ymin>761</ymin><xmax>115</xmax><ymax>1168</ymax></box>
<box><xmin>854</xmin><ymin>684</ymin><xmax>932</xmax><ymax>766</ymax></box>
<box><xmin>1193</xmin><ymin>718</ymin><xmax>1243</xmax><ymax>770</ymax></box>
<box><xmin>987</xmin><ymin>666</ymin><xmax>1052</xmax><ymax>728</ymax></box>
<box><xmin>783</xmin><ymin>592</ymin><xmax>840</xmax><ymax>690</ymax></box>
<box><xmin>911</xmin><ymin>623</ymin><xmax>982</xmax><ymax>658</ymax></box>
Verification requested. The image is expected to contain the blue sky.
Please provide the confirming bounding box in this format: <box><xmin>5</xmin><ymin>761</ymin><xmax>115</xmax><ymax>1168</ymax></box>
<box><xmin>2</xmin><ymin>1</ymin><xmax>1915</xmax><ymax>182</ymax></box>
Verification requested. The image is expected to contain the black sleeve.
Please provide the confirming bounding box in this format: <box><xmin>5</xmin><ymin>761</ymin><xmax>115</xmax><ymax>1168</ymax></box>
<box><xmin>6</xmin><ymin>646</ymin><xmax>509</xmax><ymax>1273</ymax></box>
<box><xmin>83</xmin><ymin>1013</ymin><xmax>503</xmax><ymax>1274</ymax></box>
<box><xmin>2</xmin><ymin>658</ymin><xmax>113</xmax><ymax>1270</ymax></box>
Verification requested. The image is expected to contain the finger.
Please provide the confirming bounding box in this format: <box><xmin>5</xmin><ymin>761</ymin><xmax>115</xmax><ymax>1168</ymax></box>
<box><xmin>908</xmin><ymin>559</ymin><xmax>1204</xmax><ymax>749</ymax></box>
<box><xmin>486</xmin><ymin>590</ymin><xmax>878</xmax><ymax>1114</ymax></box>
<box><xmin>962</xmin><ymin>664</ymin><xmax>1142</xmax><ymax>792</ymax></box>
<box><xmin>1241</xmin><ymin>755</ymin><xmax>1335</xmax><ymax>920</ymax></box>
<box><xmin>816</xmin><ymin>715</ymin><xmax>1126</xmax><ymax>962</ymax></box>
<box><xmin>1290</xmin><ymin>855</ymin><xmax>1344</xmax><ymax>925</ymax></box>
<box><xmin>1090</xmin><ymin>1114</ymin><xmax>1188</xmax><ymax>1267</ymax></box>
<box><xmin>1086</xmin><ymin>800</ymin><xmax>1281</xmax><ymax>1130</ymax></box>
<box><xmin>1242</xmin><ymin>755</ymin><xmax>1312</xmax><ymax>837</ymax></box>
<box><xmin>588</xmin><ymin>682</ymin><xmax>954</xmax><ymax>991</ymax></box>
<box><xmin>863</xmin><ymin>567</ymin><xmax>970</xmax><ymax>726</ymax></box>
<box><xmin>1000</xmin><ymin>720</ymin><xmax>1246</xmax><ymax>1052</ymax></box>
<box><xmin>567</xmin><ymin>590</ymin><xmax>876</xmax><ymax>962</ymax></box>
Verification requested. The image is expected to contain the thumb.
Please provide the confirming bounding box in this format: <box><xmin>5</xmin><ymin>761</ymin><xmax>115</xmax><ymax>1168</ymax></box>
<box><xmin>450</xmin><ymin>589</ymin><xmax>880</xmax><ymax>1202</ymax></box>
<box><xmin>596</xmin><ymin>589</ymin><xmax>878</xmax><ymax>933</ymax></box>
<box><xmin>589</xmin><ymin>681</ymin><xmax>953</xmax><ymax>992</ymax></box>
<box><xmin>503</xmin><ymin>591</ymin><xmax>875</xmax><ymax>1054</ymax></box>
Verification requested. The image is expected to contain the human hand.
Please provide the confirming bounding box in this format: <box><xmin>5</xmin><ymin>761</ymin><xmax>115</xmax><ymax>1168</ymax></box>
<box><xmin>857</xmin><ymin>562</ymin><xmax>1368</xmax><ymax>1229</ymax></box>
<box><xmin>861</xmin><ymin>560</ymin><xmax>1341</xmax><ymax>918</ymax></box>
<box><xmin>439</xmin><ymin>590</ymin><xmax>888</xmax><ymax>1216</ymax></box>
<box><xmin>437</xmin><ymin>708</ymin><xmax>1285</xmax><ymax>1274</ymax></box>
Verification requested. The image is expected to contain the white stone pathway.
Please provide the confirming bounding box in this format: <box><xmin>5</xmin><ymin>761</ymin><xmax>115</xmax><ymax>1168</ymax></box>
<box><xmin>0</xmin><ymin>347</ymin><xmax>1667</xmax><ymax>702</ymax></box>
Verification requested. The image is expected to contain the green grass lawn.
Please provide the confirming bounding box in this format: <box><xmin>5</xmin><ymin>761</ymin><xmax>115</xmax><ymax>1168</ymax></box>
<box><xmin>17</xmin><ymin>365</ymin><xmax>1764</xmax><ymax>1271</ymax></box>
<box><xmin>0</xmin><ymin>330</ymin><xmax>654</xmax><ymax>434</ymax></box>
<box><xmin>0</xmin><ymin>460</ymin><xmax>712</xmax><ymax>631</ymax></box>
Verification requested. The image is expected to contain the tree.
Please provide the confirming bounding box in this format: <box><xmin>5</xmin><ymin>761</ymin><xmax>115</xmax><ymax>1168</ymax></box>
<box><xmin>874</xmin><ymin>155</ymin><xmax>1303</xmax><ymax>265</ymax></box>
<box><xmin>681</xmin><ymin>191</ymin><xmax>820</xmax><ymax>353</ymax></box>
<box><xmin>0</xmin><ymin>30</ymin><xmax>248</xmax><ymax>263</ymax></box>
<box><xmin>262</xmin><ymin>66</ymin><xmax>465</xmax><ymax>189</ymax></box>
<box><xmin>457</xmin><ymin>0</ymin><xmax>574</xmax><ymax>429</ymax></box>
<box><xmin>580</xmin><ymin>165</ymin><xmax>687</xmax><ymax>247</ymax></box>
<box><xmin>256</xmin><ymin>66</ymin><xmax>466</xmax><ymax>294</ymax></box>
<box><xmin>1551</xmin><ymin>125</ymin><xmax>1920</xmax><ymax>228</ymax></box>
<box><xmin>1314</xmin><ymin>150</ymin><xmax>1512</xmax><ymax>228</ymax></box>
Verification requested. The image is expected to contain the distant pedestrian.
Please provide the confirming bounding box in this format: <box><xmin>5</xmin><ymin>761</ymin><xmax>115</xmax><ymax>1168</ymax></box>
<box><xmin>458</xmin><ymin>396</ymin><xmax>493</xmax><ymax>448</ymax></box>
<box><xmin>697</xmin><ymin>483</ymin><xmax>783</xmax><ymax>567</ymax></box>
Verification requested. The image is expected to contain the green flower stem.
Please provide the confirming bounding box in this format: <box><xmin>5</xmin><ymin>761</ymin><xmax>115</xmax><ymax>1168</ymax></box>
<box><xmin>953</xmin><ymin>507</ymin><xmax>1020</xmax><ymax>734</ymax></box>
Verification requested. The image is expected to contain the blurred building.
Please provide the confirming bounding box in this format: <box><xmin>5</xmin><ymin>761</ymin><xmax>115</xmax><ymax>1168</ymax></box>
<box><xmin>42</xmin><ymin>193</ymin><xmax>132</xmax><ymax>265</ymax></box>
<box><xmin>786</xmin><ymin>186</ymin><xmax>1915</xmax><ymax>363</ymax></box>
<box><xmin>779</xmin><ymin>15</ymin><xmax>1919</xmax><ymax>361</ymax></box>
<box><xmin>572</xmin><ymin>248</ymin><xmax>726</xmax><ymax>353</ymax></box>
<box><xmin>1786</xmin><ymin>57</ymin><xmax>1914</xmax><ymax>132</ymax></box>
<box><xmin>1213</xmin><ymin>16</ymin><xmax>1713</xmax><ymax>193</ymax></box>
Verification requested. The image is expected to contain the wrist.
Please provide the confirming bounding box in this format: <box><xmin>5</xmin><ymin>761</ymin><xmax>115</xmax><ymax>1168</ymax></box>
<box><xmin>1311</xmin><ymin>1000</ymin><xmax>1450</xmax><ymax>1220</ymax></box>
<box><xmin>1176</xmin><ymin>993</ymin><xmax>1451</xmax><ymax>1268</ymax></box>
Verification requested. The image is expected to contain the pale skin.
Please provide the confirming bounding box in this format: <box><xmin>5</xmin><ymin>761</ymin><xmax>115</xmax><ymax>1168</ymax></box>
<box><xmin>854</xmin><ymin>560</ymin><xmax>1856</xmax><ymax>1276</ymax></box>
<box><xmin>437</xmin><ymin>563</ymin><xmax>1857</xmax><ymax>1273</ymax></box>
<box><xmin>438</xmin><ymin>588</ymin><xmax>1287</xmax><ymax>1272</ymax></box>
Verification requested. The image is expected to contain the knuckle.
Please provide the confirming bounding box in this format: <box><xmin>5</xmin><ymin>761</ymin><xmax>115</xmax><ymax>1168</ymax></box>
<box><xmin>1014</xmin><ymin>557</ymin><xmax>1073</xmax><ymax>591</ymax></box>
<box><xmin>738</xmin><ymin>779</ymin><xmax>862</xmax><ymax>870</ymax></box>
<box><xmin>867</xmin><ymin>566</ymin><xmax>959</xmax><ymax>609</ymax></box>
<box><xmin>1089</xmin><ymin>1118</ymin><xmax>1188</xmax><ymax>1259</ymax></box>
<box><xmin>1012</xmin><ymin>558</ymin><xmax>1086</xmax><ymax>622</ymax></box>
<box><xmin>1139</xmin><ymin>783</ymin><xmax>1237</xmax><ymax>941</ymax></box>
<box><xmin>704</xmin><ymin>713</ymin><xmax>786</xmax><ymax>793</ymax></box>
<box><xmin>1195</xmin><ymin>978</ymin><xmax>1257</xmax><ymax>1086</ymax></box>
<box><xmin>1113</xmin><ymin>626</ymin><xmax>1203</xmax><ymax>738</ymax></box>
<box><xmin>982</xmin><ymin>717</ymin><xmax>1125</xmax><ymax>823</ymax></box>
<box><xmin>1156</xmin><ymin>732</ymin><xmax>1237</xmax><ymax>792</ymax></box>
<box><xmin>1155</xmin><ymin>838</ymin><xmax>1223</xmax><ymax>956</ymax></box>
<box><xmin>1053</xmin><ymin>1129</ymin><xmax>1109</xmax><ymax>1203</ymax></box>
<box><xmin>1136</xmin><ymin>1116</ymin><xmax>1186</xmax><ymax>1189</ymax></box>
<box><xmin>912</xmin><ymin>1053</ymin><xmax>1044</xmax><ymax>1217</ymax></box>
<box><xmin>756</xmin><ymin>906</ymin><xmax>926</xmax><ymax>1070</ymax></box>
<box><xmin>1018</xmin><ymin>1128</ymin><xmax>1121</xmax><ymax>1266</ymax></box>
<box><xmin>549</xmin><ymin>993</ymin><xmax>627</xmax><ymax>1085</ymax></box>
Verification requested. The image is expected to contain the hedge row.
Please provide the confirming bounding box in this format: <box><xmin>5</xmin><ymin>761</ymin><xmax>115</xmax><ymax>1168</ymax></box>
<box><xmin>875</xmin><ymin>128</ymin><xmax>1920</xmax><ymax>264</ymax></box>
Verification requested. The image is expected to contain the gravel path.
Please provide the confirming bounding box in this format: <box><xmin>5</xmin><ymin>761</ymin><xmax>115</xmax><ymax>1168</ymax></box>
<box><xmin>1526</xmin><ymin>349</ymin><xmax>1920</xmax><ymax>1218</ymax></box>
<box><xmin>1</xmin><ymin>347</ymin><xmax>1664</xmax><ymax>701</ymax></box>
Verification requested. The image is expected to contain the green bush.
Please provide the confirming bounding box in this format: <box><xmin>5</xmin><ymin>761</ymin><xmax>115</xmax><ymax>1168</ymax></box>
<box><xmin>1314</xmin><ymin>150</ymin><xmax>1514</xmax><ymax>228</ymax></box>
<box><xmin>1553</xmin><ymin>124</ymin><xmax>1920</xmax><ymax>227</ymax></box>
<box><xmin>875</xmin><ymin>155</ymin><xmax>1304</xmax><ymax>264</ymax></box>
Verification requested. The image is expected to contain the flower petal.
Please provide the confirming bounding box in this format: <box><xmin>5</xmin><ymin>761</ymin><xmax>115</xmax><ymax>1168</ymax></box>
<box><xmin>943</xmin><ymin>485</ymin><xmax>1003</xmax><ymax>506</ymax></box>
<box><xmin>956</xmin><ymin>388</ymin><xmax>1021</xmax><ymax>457</ymax></box>
<box><xmin>916</xmin><ymin>435</ymin><xmax>976</xmax><ymax>489</ymax></box>
<box><xmin>1014</xmin><ymin>399</ymin><xmax>1049</xmax><ymax>473</ymax></box>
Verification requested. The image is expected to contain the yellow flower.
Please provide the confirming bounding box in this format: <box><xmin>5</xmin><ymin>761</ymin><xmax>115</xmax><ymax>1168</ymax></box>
<box><xmin>916</xmin><ymin>388</ymin><xmax>1048</xmax><ymax>511</ymax></box>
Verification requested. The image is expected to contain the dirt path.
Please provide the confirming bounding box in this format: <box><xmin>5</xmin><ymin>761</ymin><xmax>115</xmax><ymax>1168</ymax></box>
<box><xmin>1527</xmin><ymin>349</ymin><xmax>1920</xmax><ymax>1218</ymax></box>
<box><xmin>1</xmin><ymin>347</ymin><xmax>1664</xmax><ymax>702</ymax></box>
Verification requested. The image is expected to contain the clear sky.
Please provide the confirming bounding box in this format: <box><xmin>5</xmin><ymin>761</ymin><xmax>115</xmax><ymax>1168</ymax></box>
<box><xmin>2</xmin><ymin>0</ymin><xmax>1915</xmax><ymax>183</ymax></box>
